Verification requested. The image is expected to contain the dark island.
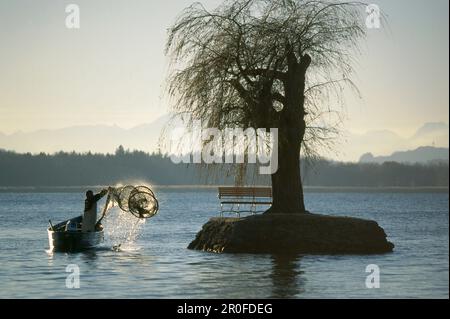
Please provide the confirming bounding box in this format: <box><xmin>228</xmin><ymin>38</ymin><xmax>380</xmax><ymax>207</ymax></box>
<box><xmin>188</xmin><ymin>213</ymin><xmax>394</xmax><ymax>254</ymax></box>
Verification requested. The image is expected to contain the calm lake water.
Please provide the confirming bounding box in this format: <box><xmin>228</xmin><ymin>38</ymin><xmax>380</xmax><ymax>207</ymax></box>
<box><xmin>0</xmin><ymin>188</ymin><xmax>448</xmax><ymax>299</ymax></box>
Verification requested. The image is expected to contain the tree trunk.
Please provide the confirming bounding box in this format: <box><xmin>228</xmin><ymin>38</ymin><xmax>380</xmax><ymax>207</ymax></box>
<box><xmin>266</xmin><ymin>126</ymin><xmax>306</xmax><ymax>214</ymax></box>
<box><xmin>265</xmin><ymin>51</ymin><xmax>311</xmax><ymax>214</ymax></box>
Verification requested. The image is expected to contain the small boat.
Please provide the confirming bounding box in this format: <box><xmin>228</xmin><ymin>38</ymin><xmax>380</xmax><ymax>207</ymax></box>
<box><xmin>46</xmin><ymin>185</ymin><xmax>158</xmax><ymax>252</ymax></box>
<box><xmin>47</xmin><ymin>216</ymin><xmax>104</xmax><ymax>252</ymax></box>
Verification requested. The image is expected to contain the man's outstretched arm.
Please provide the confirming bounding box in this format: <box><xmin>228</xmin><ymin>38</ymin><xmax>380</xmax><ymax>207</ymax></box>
<box><xmin>93</xmin><ymin>189</ymin><xmax>108</xmax><ymax>202</ymax></box>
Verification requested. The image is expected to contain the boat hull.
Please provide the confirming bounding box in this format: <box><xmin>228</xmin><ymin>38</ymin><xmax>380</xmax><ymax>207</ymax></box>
<box><xmin>48</xmin><ymin>216</ymin><xmax>104</xmax><ymax>252</ymax></box>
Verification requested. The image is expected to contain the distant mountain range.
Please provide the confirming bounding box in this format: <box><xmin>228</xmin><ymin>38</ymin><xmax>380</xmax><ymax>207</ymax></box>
<box><xmin>0</xmin><ymin>115</ymin><xmax>171</xmax><ymax>155</ymax></box>
<box><xmin>340</xmin><ymin>122</ymin><xmax>449</xmax><ymax>162</ymax></box>
<box><xmin>360</xmin><ymin>146</ymin><xmax>449</xmax><ymax>164</ymax></box>
<box><xmin>0</xmin><ymin>119</ymin><xmax>448</xmax><ymax>163</ymax></box>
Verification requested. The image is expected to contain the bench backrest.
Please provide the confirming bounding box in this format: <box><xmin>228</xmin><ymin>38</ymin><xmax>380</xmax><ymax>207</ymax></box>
<box><xmin>218</xmin><ymin>187</ymin><xmax>272</xmax><ymax>198</ymax></box>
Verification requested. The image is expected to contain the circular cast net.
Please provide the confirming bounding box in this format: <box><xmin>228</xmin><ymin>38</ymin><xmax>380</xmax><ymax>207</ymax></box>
<box><xmin>111</xmin><ymin>185</ymin><xmax>159</xmax><ymax>219</ymax></box>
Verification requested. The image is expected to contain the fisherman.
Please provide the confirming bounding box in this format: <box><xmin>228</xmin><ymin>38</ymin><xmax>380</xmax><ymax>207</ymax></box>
<box><xmin>81</xmin><ymin>189</ymin><xmax>108</xmax><ymax>232</ymax></box>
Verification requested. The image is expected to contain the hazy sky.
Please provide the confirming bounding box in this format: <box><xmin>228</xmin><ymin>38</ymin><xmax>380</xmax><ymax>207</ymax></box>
<box><xmin>0</xmin><ymin>0</ymin><xmax>448</xmax><ymax>137</ymax></box>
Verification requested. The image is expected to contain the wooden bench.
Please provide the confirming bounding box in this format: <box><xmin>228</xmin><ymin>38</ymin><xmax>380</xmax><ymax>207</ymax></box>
<box><xmin>218</xmin><ymin>187</ymin><xmax>272</xmax><ymax>217</ymax></box>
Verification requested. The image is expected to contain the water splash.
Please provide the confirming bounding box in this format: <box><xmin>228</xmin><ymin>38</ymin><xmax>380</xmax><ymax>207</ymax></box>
<box><xmin>102</xmin><ymin>206</ymin><xmax>147</xmax><ymax>252</ymax></box>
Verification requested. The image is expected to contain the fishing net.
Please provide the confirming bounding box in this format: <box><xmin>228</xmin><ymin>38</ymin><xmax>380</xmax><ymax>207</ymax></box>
<box><xmin>109</xmin><ymin>185</ymin><xmax>159</xmax><ymax>219</ymax></box>
<box><xmin>129</xmin><ymin>191</ymin><xmax>159</xmax><ymax>219</ymax></box>
<box><xmin>117</xmin><ymin>185</ymin><xmax>135</xmax><ymax>212</ymax></box>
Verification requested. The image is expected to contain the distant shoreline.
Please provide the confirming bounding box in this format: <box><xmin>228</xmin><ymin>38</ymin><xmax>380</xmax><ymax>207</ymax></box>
<box><xmin>0</xmin><ymin>185</ymin><xmax>448</xmax><ymax>193</ymax></box>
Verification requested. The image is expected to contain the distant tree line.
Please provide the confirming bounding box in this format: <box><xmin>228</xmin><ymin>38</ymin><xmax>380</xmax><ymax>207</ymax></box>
<box><xmin>302</xmin><ymin>159</ymin><xmax>449</xmax><ymax>188</ymax></box>
<box><xmin>0</xmin><ymin>147</ymin><xmax>448</xmax><ymax>187</ymax></box>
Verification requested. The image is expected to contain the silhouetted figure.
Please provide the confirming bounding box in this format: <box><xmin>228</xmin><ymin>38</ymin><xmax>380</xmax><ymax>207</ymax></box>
<box><xmin>82</xmin><ymin>189</ymin><xmax>107</xmax><ymax>232</ymax></box>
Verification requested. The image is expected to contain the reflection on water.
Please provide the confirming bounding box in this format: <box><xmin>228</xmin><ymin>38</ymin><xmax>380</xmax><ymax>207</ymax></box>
<box><xmin>78</xmin><ymin>249</ymin><xmax>100</xmax><ymax>266</ymax></box>
<box><xmin>270</xmin><ymin>255</ymin><xmax>305</xmax><ymax>298</ymax></box>
<box><xmin>46</xmin><ymin>248</ymin><xmax>100</xmax><ymax>267</ymax></box>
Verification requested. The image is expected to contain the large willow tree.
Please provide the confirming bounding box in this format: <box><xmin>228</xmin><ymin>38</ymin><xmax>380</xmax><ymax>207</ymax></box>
<box><xmin>166</xmin><ymin>0</ymin><xmax>366</xmax><ymax>213</ymax></box>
